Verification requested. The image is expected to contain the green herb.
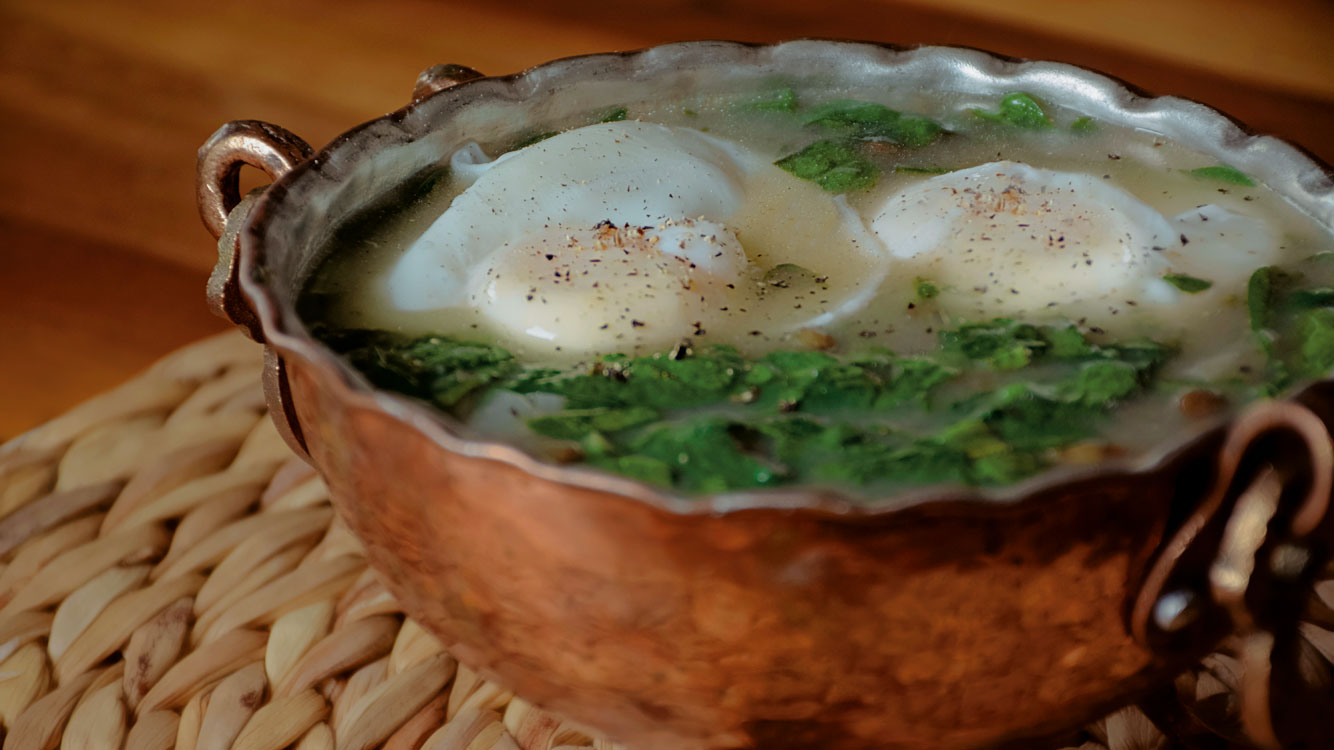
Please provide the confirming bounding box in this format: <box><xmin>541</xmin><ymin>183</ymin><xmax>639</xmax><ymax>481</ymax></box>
<box><xmin>1104</xmin><ymin>339</ymin><xmax>1175</xmax><ymax>371</ymax></box>
<box><xmin>914</xmin><ymin>278</ymin><xmax>940</xmax><ymax>300</ymax></box>
<box><xmin>804</xmin><ymin>100</ymin><xmax>944</xmax><ymax>148</ymax></box>
<box><xmin>939</xmin><ymin>319</ymin><xmax>1047</xmax><ymax>370</ymax></box>
<box><xmin>597</xmin><ymin>106</ymin><xmax>629</xmax><ymax>122</ymax></box>
<box><xmin>1044</xmin><ymin>324</ymin><xmax>1098</xmax><ymax>360</ymax></box>
<box><xmin>335</xmin><ymin>333</ymin><xmax>520</xmax><ymax>409</ymax></box>
<box><xmin>895</xmin><ymin>165</ymin><xmax>954</xmax><ymax>175</ymax></box>
<box><xmin>980</xmin><ymin>388</ymin><xmax>1102</xmax><ymax>451</ymax></box>
<box><xmin>321</xmin><ymin>321</ymin><xmax>1177</xmax><ymax>494</ymax></box>
<box><xmin>1058</xmin><ymin>360</ymin><xmax>1142</xmax><ymax>407</ymax></box>
<box><xmin>1070</xmin><ymin>116</ymin><xmax>1097</xmax><ymax>133</ymax></box>
<box><xmin>631</xmin><ymin>419</ymin><xmax>784</xmax><ymax>492</ymax></box>
<box><xmin>1247</xmin><ymin>266</ymin><xmax>1296</xmax><ymax>332</ymax></box>
<box><xmin>870</xmin><ymin>356</ymin><xmax>956</xmax><ymax>409</ymax></box>
<box><xmin>774</xmin><ymin>140</ymin><xmax>879</xmax><ymax>192</ymax></box>
<box><xmin>743</xmin><ymin>87</ymin><xmax>799</xmax><ymax>112</ymax></box>
<box><xmin>1297</xmin><ymin>308</ymin><xmax>1334</xmax><ymax>378</ymax></box>
<box><xmin>971</xmin><ymin>92</ymin><xmax>1053</xmax><ymax>130</ymax></box>
<box><xmin>1163</xmin><ymin>273</ymin><xmax>1213</xmax><ymax>293</ymax></box>
<box><xmin>587</xmin><ymin>454</ymin><xmax>673</xmax><ymax>486</ymax></box>
<box><xmin>527</xmin><ymin>406</ymin><xmax>659</xmax><ymax>441</ymax></box>
<box><xmin>1188</xmin><ymin>165</ymin><xmax>1255</xmax><ymax>187</ymax></box>
<box><xmin>1286</xmin><ymin>288</ymin><xmax>1334</xmax><ymax>310</ymax></box>
<box><xmin>512</xmin><ymin>130</ymin><xmax>559</xmax><ymax>150</ymax></box>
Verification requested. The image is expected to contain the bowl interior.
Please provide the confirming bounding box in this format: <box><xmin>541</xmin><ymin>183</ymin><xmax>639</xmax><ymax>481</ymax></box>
<box><xmin>238</xmin><ymin>40</ymin><xmax>1334</xmax><ymax>513</ymax></box>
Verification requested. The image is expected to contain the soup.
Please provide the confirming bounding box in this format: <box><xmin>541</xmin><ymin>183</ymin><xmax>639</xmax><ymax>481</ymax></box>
<box><xmin>299</xmin><ymin>84</ymin><xmax>1334</xmax><ymax>496</ymax></box>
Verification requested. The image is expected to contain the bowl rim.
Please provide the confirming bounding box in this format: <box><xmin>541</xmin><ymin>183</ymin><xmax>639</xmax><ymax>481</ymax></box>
<box><xmin>237</xmin><ymin>38</ymin><xmax>1334</xmax><ymax>517</ymax></box>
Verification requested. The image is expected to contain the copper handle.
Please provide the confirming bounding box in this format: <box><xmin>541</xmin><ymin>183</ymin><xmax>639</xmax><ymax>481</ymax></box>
<box><xmin>196</xmin><ymin>120</ymin><xmax>313</xmax><ymax>240</ymax></box>
<box><xmin>1132</xmin><ymin>401</ymin><xmax>1334</xmax><ymax>747</ymax></box>
<box><xmin>196</xmin><ymin>120</ymin><xmax>313</xmax><ymax>341</ymax></box>
<box><xmin>196</xmin><ymin>120</ymin><xmax>314</xmax><ymax>460</ymax></box>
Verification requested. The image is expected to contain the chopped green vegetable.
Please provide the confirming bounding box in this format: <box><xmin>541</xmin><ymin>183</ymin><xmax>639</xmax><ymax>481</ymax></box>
<box><xmin>1044</xmin><ymin>325</ymin><xmax>1098</xmax><ymax>360</ymax></box>
<box><xmin>894</xmin><ymin>165</ymin><xmax>954</xmax><ymax>175</ymax></box>
<box><xmin>1059</xmin><ymin>360</ymin><xmax>1142</xmax><ymax>407</ymax></box>
<box><xmin>587</xmin><ymin>455</ymin><xmax>673</xmax><ymax>486</ymax></box>
<box><xmin>631</xmin><ymin>419</ymin><xmax>784</xmax><ymax>492</ymax></box>
<box><xmin>804</xmin><ymin>100</ymin><xmax>944</xmax><ymax>148</ymax></box>
<box><xmin>512</xmin><ymin>130</ymin><xmax>559</xmax><ymax>150</ymax></box>
<box><xmin>1163</xmin><ymin>273</ymin><xmax>1213</xmax><ymax>293</ymax></box>
<box><xmin>1070</xmin><ymin>116</ymin><xmax>1097</xmax><ymax>133</ymax></box>
<box><xmin>527</xmin><ymin>406</ymin><xmax>659</xmax><ymax>441</ymax></box>
<box><xmin>1286</xmin><ymin>288</ymin><xmax>1334</xmax><ymax>310</ymax></box>
<box><xmin>334</xmin><ymin>333</ymin><xmax>519</xmax><ymax>409</ymax></box>
<box><xmin>971</xmin><ymin>92</ymin><xmax>1053</xmax><ymax>130</ymax></box>
<box><xmin>774</xmin><ymin>140</ymin><xmax>878</xmax><ymax>192</ymax></box>
<box><xmin>320</xmin><ymin>320</ymin><xmax>1177</xmax><ymax>494</ymax></box>
<box><xmin>597</xmin><ymin>106</ymin><xmax>629</xmax><ymax>122</ymax></box>
<box><xmin>914</xmin><ymin>278</ymin><xmax>940</xmax><ymax>299</ymax></box>
<box><xmin>1297</xmin><ymin>308</ymin><xmax>1334</xmax><ymax>378</ymax></box>
<box><xmin>743</xmin><ymin>87</ymin><xmax>799</xmax><ymax>112</ymax></box>
<box><xmin>870</xmin><ymin>356</ymin><xmax>956</xmax><ymax>409</ymax></box>
<box><xmin>939</xmin><ymin>319</ymin><xmax>1047</xmax><ymax>370</ymax></box>
<box><xmin>1188</xmin><ymin>165</ymin><xmax>1255</xmax><ymax>187</ymax></box>
<box><xmin>1247</xmin><ymin>266</ymin><xmax>1296</xmax><ymax>332</ymax></box>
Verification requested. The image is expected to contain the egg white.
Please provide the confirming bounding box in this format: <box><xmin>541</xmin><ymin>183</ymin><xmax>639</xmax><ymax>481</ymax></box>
<box><xmin>387</xmin><ymin>122</ymin><xmax>888</xmax><ymax>358</ymax></box>
<box><xmin>869</xmin><ymin>161</ymin><xmax>1281</xmax><ymax>334</ymax></box>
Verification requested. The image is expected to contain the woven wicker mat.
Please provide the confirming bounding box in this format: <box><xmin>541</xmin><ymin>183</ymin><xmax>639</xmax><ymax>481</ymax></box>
<box><xmin>0</xmin><ymin>331</ymin><xmax>1331</xmax><ymax>750</ymax></box>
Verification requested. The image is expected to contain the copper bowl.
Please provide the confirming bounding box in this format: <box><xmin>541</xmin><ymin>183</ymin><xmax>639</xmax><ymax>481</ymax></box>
<box><xmin>195</xmin><ymin>41</ymin><xmax>1334</xmax><ymax>749</ymax></box>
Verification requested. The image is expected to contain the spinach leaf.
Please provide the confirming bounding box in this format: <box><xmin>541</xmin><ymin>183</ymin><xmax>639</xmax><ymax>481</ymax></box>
<box><xmin>1247</xmin><ymin>266</ymin><xmax>1296</xmax><ymax>332</ymax></box>
<box><xmin>337</xmin><ymin>333</ymin><xmax>520</xmax><ymax>408</ymax></box>
<box><xmin>1297</xmin><ymin>308</ymin><xmax>1334</xmax><ymax>378</ymax></box>
<box><xmin>1188</xmin><ymin>165</ymin><xmax>1255</xmax><ymax>187</ymax></box>
<box><xmin>587</xmin><ymin>454</ymin><xmax>674</xmax><ymax>486</ymax></box>
<box><xmin>527</xmin><ymin>406</ymin><xmax>659</xmax><ymax>441</ymax></box>
<box><xmin>326</xmin><ymin>319</ymin><xmax>1178</xmax><ymax>494</ymax></box>
<box><xmin>804</xmin><ymin>100</ymin><xmax>943</xmax><ymax>148</ymax></box>
<box><xmin>631</xmin><ymin>418</ymin><xmax>784</xmax><ymax>492</ymax></box>
<box><xmin>1058</xmin><ymin>360</ymin><xmax>1142</xmax><ymax>407</ymax></box>
<box><xmin>1070</xmin><ymin>116</ymin><xmax>1097</xmax><ymax>133</ymax></box>
<box><xmin>774</xmin><ymin>140</ymin><xmax>879</xmax><ymax>192</ymax></box>
<box><xmin>1286</xmin><ymin>288</ymin><xmax>1334</xmax><ymax>310</ymax></box>
<box><xmin>895</xmin><ymin>165</ymin><xmax>954</xmax><ymax>175</ymax></box>
<box><xmin>743</xmin><ymin>87</ymin><xmax>799</xmax><ymax>112</ymax></box>
<box><xmin>939</xmin><ymin>319</ymin><xmax>1047</xmax><ymax>370</ymax></box>
<box><xmin>971</xmin><ymin>92</ymin><xmax>1053</xmax><ymax>130</ymax></box>
<box><xmin>533</xmin><ymin>346</ymin><xmax>747</xmax><ymax>409</ymax></box>
<box><xmin>914</xmin><ymin>278</ymin><xmax>940</xmax><ymax>299</ymax></box>
<box><xmin>1043</xmin><ymin>324</ymin><xmax>1098</xmax><ymax>360</ymax></box>
<box><xmin>1163</xmin><ymin>273</ymin><xmax>1213</xmax><ymax>293</ymax></box>
<box><xmin>512</xmin><ymin>130</ymin><xmax>559</xmax><ymax>150</ymax></box>
<box><xmin>1104</xmin><ymin>339</ymin><xmax>1175</xmax><ymax>372</ymax></box>
<box><xmin>597</xmin><ymin>106</ymin><xmax>629</xmax><ymax>122</ymax></box>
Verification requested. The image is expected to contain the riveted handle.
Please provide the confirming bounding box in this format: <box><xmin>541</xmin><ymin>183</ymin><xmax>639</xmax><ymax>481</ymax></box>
<box><xmin>196</xmin><ymin>120</ymin><xmax>313</xmax><ymax>341</ymax></box>
<box><xmin>197</xmin><ymin>120</ymin><xmax>314</xmax><ymax>460</ymax></box>
<box><xmin>197</xmin><ymin>120</ymin><xmax>313</xmax><ymax>240</ymax></box>
<box><xmin>1132</xmin><ymin>401</ymin><xmax>1334</xmax><ymax>747</ymax></box>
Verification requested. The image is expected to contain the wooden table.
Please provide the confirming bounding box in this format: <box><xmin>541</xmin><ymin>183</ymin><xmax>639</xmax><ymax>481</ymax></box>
<box><xmin>3</xmin><ymin>0</ymin><xmax>1332</xmax><ymax>439</ymax></box>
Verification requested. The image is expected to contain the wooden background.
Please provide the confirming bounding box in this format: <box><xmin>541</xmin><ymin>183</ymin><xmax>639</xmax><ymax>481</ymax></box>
<box><xmin>2</xmin><ymin>0</ymin><xmax>1332</xmax><ymax>440</ymax></box>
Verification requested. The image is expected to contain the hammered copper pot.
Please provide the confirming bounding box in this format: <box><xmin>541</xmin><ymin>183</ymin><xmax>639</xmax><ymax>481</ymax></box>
<box><xmin>195</xmin><ymin>42</ymin><xmax>1334</xmax><ymax>749</ymax></box>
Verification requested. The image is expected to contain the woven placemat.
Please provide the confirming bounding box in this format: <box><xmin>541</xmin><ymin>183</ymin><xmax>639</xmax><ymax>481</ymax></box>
<box><xmin>0</xmin><ymin>331</ymin><xmax>1330</xmax><ymax>750</ymax></box>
